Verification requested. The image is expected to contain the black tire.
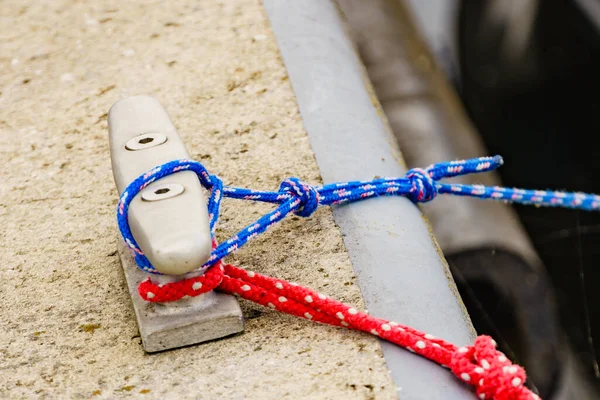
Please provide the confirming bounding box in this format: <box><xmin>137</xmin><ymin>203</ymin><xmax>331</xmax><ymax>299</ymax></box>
<box><xmin>457</xmin><ymin>0</ymin><xmax>600</xmax><ymax>390</ymax></box>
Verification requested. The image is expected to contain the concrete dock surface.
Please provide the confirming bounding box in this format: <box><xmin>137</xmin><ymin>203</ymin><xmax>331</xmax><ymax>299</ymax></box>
<box><xmin>0</xmin><ymin>1</ymin><xmax>399</xmax><ymax>398</ymax></box>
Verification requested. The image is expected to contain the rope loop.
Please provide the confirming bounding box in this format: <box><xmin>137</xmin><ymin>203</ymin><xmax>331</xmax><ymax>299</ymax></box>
<box><xmin>406</xmin><ymin>168</ymin><xmax>438</xmax><ymax>203</ymax></box>
<box><xmin>450</xmin><ymin>336</ymin><xmax>537</xmax><ymax>400</ymax></box>
<box><xmin>279</xmin><ymin>177</ymin><xmax>320</xmax><ymax>217</ymax></box>
<box><xmin>118</xmin><ymin>156</ymin><xmax>600</xmax><ymax>273</ymax></box>
<box><xmin>138</xmin><ymin>259</ymin><xmax>225</xmax><ymax>302</ymax></box>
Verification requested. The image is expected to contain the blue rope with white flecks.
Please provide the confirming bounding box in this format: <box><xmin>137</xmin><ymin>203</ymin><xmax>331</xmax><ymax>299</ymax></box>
<box><xmin>117</xmin><ymin>155</ymin><xmax>600</xmax><ymax>274</ymax></box>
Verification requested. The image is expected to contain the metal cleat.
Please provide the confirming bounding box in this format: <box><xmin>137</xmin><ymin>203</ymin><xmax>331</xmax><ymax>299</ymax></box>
<box><xmin>108</xmin><ymin>95</ymin><xmax>244</xmax><ymax>352</ymax></box>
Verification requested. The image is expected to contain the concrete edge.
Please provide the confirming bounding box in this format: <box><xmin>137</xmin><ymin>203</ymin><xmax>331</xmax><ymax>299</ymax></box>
<box><xmin>264</xmin><ymin>1</ymin><xmax>476</xmax><ymax>398</ymax></box>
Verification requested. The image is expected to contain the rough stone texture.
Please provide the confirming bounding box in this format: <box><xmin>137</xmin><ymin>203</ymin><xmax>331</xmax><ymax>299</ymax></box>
<box><xmin>0</xmin><ymin>1</ymin><xmax>397</xmax><ymax>398</ymax></box>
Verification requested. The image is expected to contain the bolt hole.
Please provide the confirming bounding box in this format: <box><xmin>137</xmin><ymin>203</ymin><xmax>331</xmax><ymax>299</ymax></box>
<box><xmin>141</xmin><ymin>183</ymin><xmax>184</xmax><ymax>201</ymax></box>
<box><xmin>125</xmin><ymin>134</ymin><xmax>167</xmax><ymax>151</ymax></box>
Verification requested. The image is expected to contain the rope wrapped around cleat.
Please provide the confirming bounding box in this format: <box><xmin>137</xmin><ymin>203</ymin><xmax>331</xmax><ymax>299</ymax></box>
<box><xmin>118</xmin><ymin>155</ymin><xmax>599</xmax><ymax>399</ymax></box>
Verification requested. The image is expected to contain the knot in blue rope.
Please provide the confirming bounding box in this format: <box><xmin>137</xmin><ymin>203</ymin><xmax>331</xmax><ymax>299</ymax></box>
<box><xmin>279</xmin><ymin>178</ymin><xmax>320</xmax><ymax>217</ymax></box>
<box><xmin>406</xmin><ymin>168</ymin><xmax>437</xmax><ymax>203</ymax></box>
<box><xmin>117</xmin><ymin>155</ymin><xmax>600</xmax><ymax>275</ymax></box>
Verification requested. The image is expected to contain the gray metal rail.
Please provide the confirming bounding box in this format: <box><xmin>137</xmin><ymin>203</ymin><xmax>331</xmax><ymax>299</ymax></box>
<box><xmin>264</xmin><ymin>1</ymin><xmax>476</xmax><ymax>398</ymax></box>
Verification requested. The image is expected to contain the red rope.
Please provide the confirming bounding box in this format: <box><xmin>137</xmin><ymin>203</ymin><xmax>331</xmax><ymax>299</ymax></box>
<box><xmin>138</xmin><ymin>259</ymin><xmax>539</xmax><ymax>400</ymax></box>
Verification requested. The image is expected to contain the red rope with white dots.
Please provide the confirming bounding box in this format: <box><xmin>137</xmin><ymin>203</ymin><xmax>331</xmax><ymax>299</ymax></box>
<box><xmin>117</xmin><ymin>156</ymin><xmax>578</xmax><ymax>399</ymax></box>
<box><xmin>136</xmin><ymin>245</ymin><xmax>539</xmax><ymax>400</ymax></box>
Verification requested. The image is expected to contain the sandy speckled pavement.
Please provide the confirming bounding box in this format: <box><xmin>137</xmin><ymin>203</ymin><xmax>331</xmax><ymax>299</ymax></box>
<box><xmin>0</xmin><ymin>1</ymin><xmax>397</xmax><ymax>399</ymax></box>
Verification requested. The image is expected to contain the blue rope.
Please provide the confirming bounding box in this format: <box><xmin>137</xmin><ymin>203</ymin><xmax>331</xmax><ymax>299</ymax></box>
<box><xmin>117</xmin><ymin>156</ymin><xmax>600</xmax><ymax>273</ymax></box>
